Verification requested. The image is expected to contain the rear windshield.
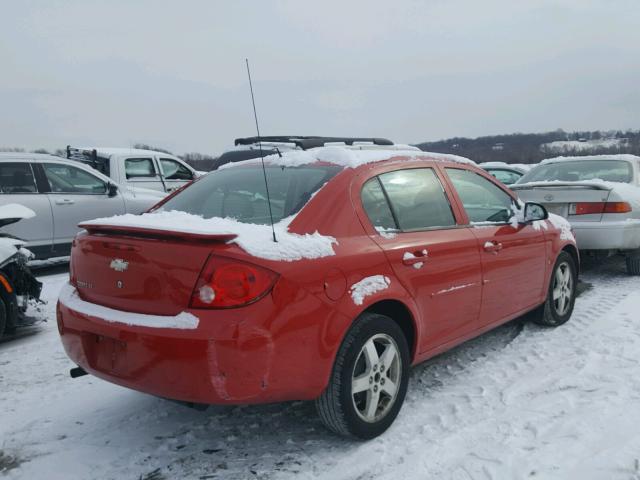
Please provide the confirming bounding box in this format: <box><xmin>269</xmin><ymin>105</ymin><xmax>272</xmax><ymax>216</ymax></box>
<box><xmin>519</xmin><ymin>160</ymin><xmax>633</xmax><ymax>184</ymax></box>
<box><xmin>158</xmin><ymin>165</ymin><xmax>340</xmax><ymax>225</ymax></box>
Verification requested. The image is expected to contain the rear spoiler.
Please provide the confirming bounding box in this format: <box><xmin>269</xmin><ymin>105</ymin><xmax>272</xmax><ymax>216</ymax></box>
<box><xmin>79</xmin><ymin>223</ymin><xmax>238</xmax><ymax>242</ymax></box>
<box><xmin>511</xmin><ymin>181</ymin><xmax>613</xmax><ymax>191</ymax></box>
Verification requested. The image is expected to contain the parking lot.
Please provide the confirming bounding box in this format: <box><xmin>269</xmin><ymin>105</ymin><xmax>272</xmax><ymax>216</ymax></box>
<box><xmin>1</xmin><ymin>257</ymin><xmax>638</xmax><ymax>480</ymax></box>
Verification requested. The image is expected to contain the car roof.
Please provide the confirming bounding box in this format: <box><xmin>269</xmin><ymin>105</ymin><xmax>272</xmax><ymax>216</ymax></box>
<box><xmin>0</xmin><ymin>152</ymin><xmax>61</xmax><ymax>161</ymax></box>
<box><xmin>219</xmin><ymin>146</ymin><xmax>476</xmax><ymax>173</ymax></box>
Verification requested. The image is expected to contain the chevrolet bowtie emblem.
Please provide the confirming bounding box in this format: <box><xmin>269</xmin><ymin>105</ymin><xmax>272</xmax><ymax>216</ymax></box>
<box><xmin>110</xmin><ymin>258</ymin><xmax>129</xmax><ymax>272</ymax></box>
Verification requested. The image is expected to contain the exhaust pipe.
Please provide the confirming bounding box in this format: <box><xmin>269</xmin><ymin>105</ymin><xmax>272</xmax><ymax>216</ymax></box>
<box><xmin>70</xmin><ymin>366</ymin><xmax>88</xmax><ymax>378</ymax></box>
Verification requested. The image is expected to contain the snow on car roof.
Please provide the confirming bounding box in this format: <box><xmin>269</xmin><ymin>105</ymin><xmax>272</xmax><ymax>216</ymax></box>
<box><xmin>220</xmin><ymin>146</ymin><xmax>475</xmax><ymax>170</ymax></box>
<box><xmin>0</xmin><ymin>152</ymin><xmax>61</xmax><ymax>161</ymax></box>
<box><xmin>541</xmin><ymin>154</ymin><xmax>640</xmax><ymax>165</ymax></box>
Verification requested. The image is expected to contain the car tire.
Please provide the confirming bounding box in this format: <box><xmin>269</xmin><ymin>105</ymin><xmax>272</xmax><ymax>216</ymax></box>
<box><xmin>625</xmin><ymin>255</ymin><xmax>640</xmax><ymax>276</ymax></box>
<box><xmin>0</xmin><ymin>297</ymin><xmax>6</xmax><ymax>338</ymax></box>
<box><xmin>315</xmin><ymin>312</ymin><xmax>410</xmax><ymax>439</ymax></box>
<box><xmin>532</xmin><ymin>251</ymin><xmax>577</xmax><ymax>327</ymax></box>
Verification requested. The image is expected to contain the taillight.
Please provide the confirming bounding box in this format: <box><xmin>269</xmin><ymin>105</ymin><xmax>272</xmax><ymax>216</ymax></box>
<box><xmin>603</xmin><ymin>202</ymin><xmax>632</xmax><ymax>214</ymax></box>
<box><xmin>569</xmin><ymin>202</ymin><xmax>632</xmax><ymax>215</ymax></box>
<box><xmin>190</xmin><ymin>255</ymin><xmax>279</xmax><ymax>309</ymax></box>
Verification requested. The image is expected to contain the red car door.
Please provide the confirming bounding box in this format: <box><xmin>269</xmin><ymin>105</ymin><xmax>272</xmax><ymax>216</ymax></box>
<box><xmin>358</xmin><ymin>166</ymin><xmax>482</xmax><ymax>354</ymax></box>
<box><xmin>443</xmin><ymin>167</ymin><xmax>548</xmax><ymax>326</ymax></box>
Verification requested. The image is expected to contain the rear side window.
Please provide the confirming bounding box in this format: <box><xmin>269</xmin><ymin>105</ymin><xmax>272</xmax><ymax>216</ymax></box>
<box><xmin>125</xmin><ymin>158</ymin><xmax>156</xmax><ymax>179</ymax></box>
<box><xmin>361</xmin><ymin>178</ymin><xmax>396</xmax><ymax>232</ymax></box>
<box><xmin>367</xmin><ymin>168</ymin><xmax>456</xmax><ymax>231</ymax></box>
<box><xmin>159</xmin><ymin>165</ymin><xmax>340</xmax><ymax>225</ymax></box>
<box><xmin>0</xmin><ymin>162</ymin><xmax>38</xmax><ymax>193</ymax></box>
<box><xmin>446</xmin><ymin>168</ymin><xmax>514</xmax><ymax>223</ymax></box>
<box><xmin>160</xmin><ymin>158</ymin><xmax>193</xmax><ymax>180</ymax></box>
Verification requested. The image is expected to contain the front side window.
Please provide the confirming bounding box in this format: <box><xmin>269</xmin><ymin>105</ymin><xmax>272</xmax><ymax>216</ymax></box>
<box><xmin>159</xmin><ymin>165</ymin><xmax>340</xmax><ymax>225</ymax></box>
<box><xmin>160</xmin><ymin>158</ymin><xmax>193</xmax><ymax>180</ymax></box>
<box><xmin>43</xmin><ymin>163</ymin><xmax>107</xmax><ymax>194</ymax></box>
<box><xmin>377</xmin><ymin>168</ymin><xmax>456</xmax><ymax>231</ymax></box>
<box><xmin>0</xmin><ymin>162</ymin><xmax>37</xmax><ymax>193</ymax></box>
<box><xmin>125</xmin><ymin>157</ymin><xmax>156</xmax><ymax>179</ymax></box>
<box><xmin>446</xmin><ymin>168</ymin><xmax>514</xmax><ymax>223</ymax></box>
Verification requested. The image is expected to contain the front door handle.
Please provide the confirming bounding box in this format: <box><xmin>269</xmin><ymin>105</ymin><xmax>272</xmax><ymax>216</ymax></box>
<box><xmin>402</xmin><ymin>249</ymin><xmax>428</xmax><ymax>265</ymax></box>
<box><xmin>55</xmin><ymin>198</ymin><xmax>75</xmax><ymax>205</ymax></box>
<box><xmin>483</xmin><ymin>241</ymin><xmax>503</xmax><ymax>253</ymax></box>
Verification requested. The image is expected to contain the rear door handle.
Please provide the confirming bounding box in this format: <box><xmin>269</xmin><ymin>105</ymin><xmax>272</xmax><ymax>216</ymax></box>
<box><xmin>55</xmin><ymin>198</ymin><xmax>75</xmax><ymax>205</ymax></box>
<box><xmin>402</xmin><ymin>249</ymin><xmax>429</xmax><ymax>265</ymax></box>
<box><xmin>483</xmin><ymin>241</ymin><xmax>503</xmax><ymax>253</ymax></box>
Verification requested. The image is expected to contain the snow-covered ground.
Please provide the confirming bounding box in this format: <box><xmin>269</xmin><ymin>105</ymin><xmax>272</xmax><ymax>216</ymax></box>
<box><xmin>2</xmin><ymin>259</ymin><xmax>640</xmax><ymax>480</ymax></box>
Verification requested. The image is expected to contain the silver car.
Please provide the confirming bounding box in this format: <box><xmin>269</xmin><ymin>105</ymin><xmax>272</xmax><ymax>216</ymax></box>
<box><xmin>512</xmin><ymin>154</ymin><xmax>640</xmax><ymax>274</ymax></box>
<box><xmin>0</xmin><ymin>153</ymin><xmax>165</xmax><ymax>259</ymax></box>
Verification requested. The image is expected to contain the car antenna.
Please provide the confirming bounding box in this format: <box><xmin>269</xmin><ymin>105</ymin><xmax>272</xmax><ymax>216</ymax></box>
<box><xmin>245</xmin><ymin>58</ymin><xmax>277</xmax><ymax>242</ymax></box>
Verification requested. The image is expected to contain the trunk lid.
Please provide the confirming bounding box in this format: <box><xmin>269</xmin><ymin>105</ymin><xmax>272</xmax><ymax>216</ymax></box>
<box><xmin>512</xmin><ymin>181</ymin><xmax>613</xmax><ymax>221</ymax></box>
<box><xmin>72</xmin><ymin>225</ymin><xmax>238</xmax><ymax>316</ymax></box>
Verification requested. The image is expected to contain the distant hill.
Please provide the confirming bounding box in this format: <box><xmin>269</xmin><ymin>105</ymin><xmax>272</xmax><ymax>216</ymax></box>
<box><xmin>415</xmin><ymin>129</ymin><xmax>640</xmax><ymax>164</ymax></box>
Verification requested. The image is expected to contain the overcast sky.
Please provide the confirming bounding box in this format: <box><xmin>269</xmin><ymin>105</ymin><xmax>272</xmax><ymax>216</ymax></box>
<box><xmin>2</xmin><ymin>0</ymin><xmax>639</xmax><ymax>155</ymax></box>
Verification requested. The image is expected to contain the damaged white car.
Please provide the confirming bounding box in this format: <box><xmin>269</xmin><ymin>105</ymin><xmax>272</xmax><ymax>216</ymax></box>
<box><xmin>512</xmin><ymin>154</ymin><xmax>640</xmax><ymax>274</ymax></box>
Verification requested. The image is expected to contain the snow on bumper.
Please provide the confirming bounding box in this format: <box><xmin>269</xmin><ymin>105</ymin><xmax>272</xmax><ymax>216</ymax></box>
<box><xmin>58</xmin><ymin>283</ymin><xmax>199</xmax><ymax>329</ymax></box>
<box><xmin>570</xmin><ymin>219</ymin><xmax>640</xmax><ymax>251</ymax></box>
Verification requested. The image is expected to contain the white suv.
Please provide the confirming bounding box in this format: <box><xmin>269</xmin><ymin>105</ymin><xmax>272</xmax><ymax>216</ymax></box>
<box><xmin>0</xmin><ymin>153</ymin><xmax>164</xmax><ymax>259</ymax></box>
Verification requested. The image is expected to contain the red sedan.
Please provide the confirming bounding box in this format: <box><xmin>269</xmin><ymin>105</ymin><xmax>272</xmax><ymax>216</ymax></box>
<box><xmin>57</xmin><ymin>148</ymin><xmax>579</xmax><ymax>439</ymax></box>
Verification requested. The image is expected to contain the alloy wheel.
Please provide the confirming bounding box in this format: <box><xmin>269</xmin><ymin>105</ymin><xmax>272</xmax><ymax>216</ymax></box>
<box><xmin>351</xmin><ymin>333</ymin><xmax>402</xmax><ymax>423</ymax></box>
<box><xmin>552</xmin><ymin>261</ymin><xmax>573</xmax><ymax>316</ymax></box>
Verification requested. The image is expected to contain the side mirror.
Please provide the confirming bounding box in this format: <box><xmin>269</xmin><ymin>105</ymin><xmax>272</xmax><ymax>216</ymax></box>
<box><xmin>524</xmin><ymin>202</ymin><xmax>548</xmax><ymax>222</ymax></box>
<box><xmin>107</xmin><ymin>183</ymin><xmax>119</xmax><ymax>197</ymax></box>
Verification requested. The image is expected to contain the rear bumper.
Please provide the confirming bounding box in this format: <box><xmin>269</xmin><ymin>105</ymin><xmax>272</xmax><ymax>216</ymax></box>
<box><xmin>57</xmin><ymin>283</ymin><xmax>335</xmax><ymax>405</ymax></box>
<box><xmin>570</xmin><ymin>219</ymin><xmax>640</xmax><ymax>251</ymax></box>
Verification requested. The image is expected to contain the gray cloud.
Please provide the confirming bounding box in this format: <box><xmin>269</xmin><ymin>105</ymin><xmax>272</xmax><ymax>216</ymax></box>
<box><xmin>2</xmin><ymin>0</ymin><xmax>639</xmax><ymax>155</ymax></box>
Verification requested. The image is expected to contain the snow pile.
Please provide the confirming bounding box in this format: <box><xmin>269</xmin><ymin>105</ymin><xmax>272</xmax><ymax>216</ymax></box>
<box><xmin>59</xmin><ymin>283</ymin><xmax>199</xmax><ymax>329</ymax></box>
<box><xmin>541</xmin><ymin>139</ymin><xmax>627</xmax><ymax>154</ymax></box>
<box><xmin>0</xmin><ymin>237</ymin><xmax>26</xmax><ymax>261</ymax></box>
<box><xmin>374</xmin><ymin>226</ymin><xmax>398</xmax><ymax>239</ymax></box>
<box><xmin>350</xmin><ymin>275</ymin><xmax>390</xmax><ymax>306</ymax></box>
<box><xmin>0</xmin><ymin>203</ymin><xmax>36</xmax><ymax>221</ymax></box>
<box><xmin>548</xmin><ymin>213</ymin><xmax>575</xmax><ymax>241</ymax></box>
<box><xmin>220</xmin><ymin>146</ymin><xmax>475</xmax><ymax>171</ymax></box>
<box><xmin>81</xmin><ymin>211</ymin><xmax>337</xmax><ymax>262</ymax></box>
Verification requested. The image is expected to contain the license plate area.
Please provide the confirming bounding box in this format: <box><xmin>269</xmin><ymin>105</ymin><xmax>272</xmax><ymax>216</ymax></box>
<box><xmin>84</xmin><ymin>333</ymin><xmax>128</xmax><ymax>374</ymax></box>
<box><xmin>543</xmin><ymin>203</ymin><xmax>568</xmax><ymax>218</ymax></box>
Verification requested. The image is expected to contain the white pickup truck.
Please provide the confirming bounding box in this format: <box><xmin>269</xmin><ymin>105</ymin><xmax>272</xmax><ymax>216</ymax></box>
<box><xmin>66</xmin><ymin>147</ymin><xmax>200</xmax><ymax>194</ymax></box>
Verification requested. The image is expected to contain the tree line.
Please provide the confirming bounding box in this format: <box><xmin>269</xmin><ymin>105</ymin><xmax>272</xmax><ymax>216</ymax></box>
<box><xmin>415</xmin><ymin>129</ymin><xmax>640</xmax><ymax>164</ymax></box>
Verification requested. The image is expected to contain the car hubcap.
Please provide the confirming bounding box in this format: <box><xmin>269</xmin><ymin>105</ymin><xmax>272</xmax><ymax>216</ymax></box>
<box><xmin>351</xmin><ymin>333</ymin><xmax>401</xmax><ymax>423</ymax></box>
<box><xmin>552</xmin><ymin>261</ymin><xmax>573</xmax><ymax>316</ymax></box>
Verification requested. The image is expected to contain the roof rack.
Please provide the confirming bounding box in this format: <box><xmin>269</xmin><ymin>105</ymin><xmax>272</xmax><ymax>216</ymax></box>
<box><xmin>66</xmin><ymin>146</ymin><xmax>110</xmax><ymax>175</ymax></box>
<box><xmin>234</xmin><ymin>136</ymin><xmax>394</xmax><ymax>150</ymax></box>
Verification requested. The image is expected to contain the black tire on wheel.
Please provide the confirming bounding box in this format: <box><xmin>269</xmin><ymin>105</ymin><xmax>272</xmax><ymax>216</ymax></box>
<box><xmin>625</xmin><ymin>255</ymin><xmax>640</xmax><ymax>276</ymax></box>
<box><xmin>0</xmin><ymin>297</ymin><xmax>6</xmax><ymax>338</ymax></box>
<box><xmin>315</xmin><ymin>312</ymin><xmax>410</xmax><ymax>439</ymax></box>
<box><xmin>532</xmin><ymin>251</ymin><xmax>577</xmax><ymax>327</ymax></box>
